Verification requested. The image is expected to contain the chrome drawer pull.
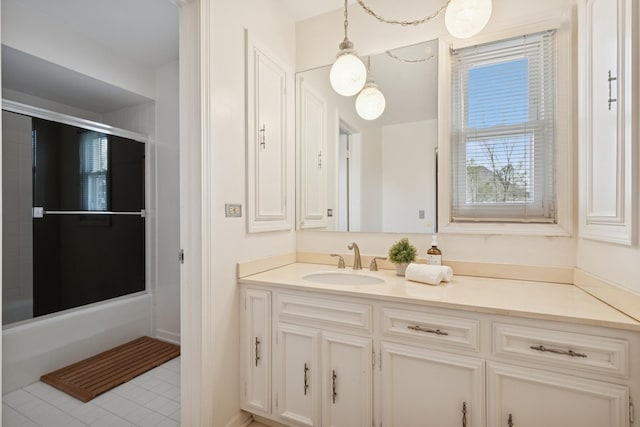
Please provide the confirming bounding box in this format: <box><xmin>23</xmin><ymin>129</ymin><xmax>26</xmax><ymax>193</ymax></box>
<box><xmin>462</xmin><ymin>402</ymin><xmax>467</xmax><ymax>427</ymax></box>
<box><xmin>332</xmin><ymin>370</ymin><xmax>337</xmax><ymax>404</ymax></box>
<box><xmin>303</xmin><ymin>363</ymin><xmax>310</xmax><ymax>395</ymax></box>
<box><xmin>408</xmin><ymin>325</ymin><xmax>449</xmax><ymax>336</ymax></box>
<box><xmin>530</xmin><ymin>345</ymin><xmax>587</xmax><ymax>358</ymax></box>
<box><xmin>254</xmin><ymin>337</ymin><xmax>261</xmax><ymax>366</ymax></box>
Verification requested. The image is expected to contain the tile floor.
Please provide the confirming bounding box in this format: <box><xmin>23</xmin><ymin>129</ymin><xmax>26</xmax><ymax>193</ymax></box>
<box><xmin>2</xmin><ymin>357</ymin><xmax>181</xmax><ymax>427</ymax></box>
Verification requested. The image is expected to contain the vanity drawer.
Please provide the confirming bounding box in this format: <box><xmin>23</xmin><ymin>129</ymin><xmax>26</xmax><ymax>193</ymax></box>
<box><xmin>277</xmin><ymin>293</ymin><xmax>373</xmax><ymax>333</ymax></box>
<box><xmin>382</xmin><ymin>307</ymin><xmax>480</xmax><ymax>351</ymax></box>
<box><xmin>493</xmin><ymin>323</ymin><xmax>629</xmax><ymax>378</ymax></box>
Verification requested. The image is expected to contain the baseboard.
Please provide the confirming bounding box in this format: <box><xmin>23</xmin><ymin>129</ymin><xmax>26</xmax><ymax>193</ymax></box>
<box><xmin>237</xmin><ymin>253</ymin><xmax>296</xmax><ymax>278</ymax></box>
<box><xmin>155</xmin><ymin>329</ymin><xmax>180</xmax><ymax>345</ymax></box>
<box><xmin>224</xmin><ymin>411</ymin><xmax>254</xmax><ymax>427</ymax></box>
<box><xmin>573</xmin><ymin>268</ymin><xmax>640</xmax><ymax>322</ymax></box>
<box><xmin>252</xmin><ymin>414</ymin><xmax>290</xmax><ymax>427</ymax></box>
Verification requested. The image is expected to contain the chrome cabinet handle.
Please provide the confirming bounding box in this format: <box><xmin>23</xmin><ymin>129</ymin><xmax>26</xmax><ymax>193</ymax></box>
<box><xmin>462</xmin><ymin>402</ymin><xmax>467</xmax><ymax>427</ymax></box>
<box><xmin>304</xmin><ymin>363</ymin><xmax>309</xmax><ymax>395</ymax></box>
<box><xmin>259</xmin><ymin>124</ymin><xmax>266</xmax><ymax>149</ymax></box>
<box><xmin>254</xmin><ymin>337</ymin><xmax>260</xmax><ymax>366</ymax></box>
<box><xmin>332</xmin><ymin>370</ymin><xmax>337</xmax><ymax>404</ymax></box>
<box><xmin>407</xmin><ymin>325</ymin><xmax>449</xmax><ymax>336</ymax></box>
<box><xmin>530</xmin><ymin>345</ymin><xmax>587</xmax><ymax>358</ymax></box>
<box><xmin>608</xmin><ymin>70</ymin><xmax>617</xmax><ymax>110</ymax></box>
<box><xmin>508</xmin><ymin>413</ymin><xmax>514</xmax><ymax>427</ymax></box>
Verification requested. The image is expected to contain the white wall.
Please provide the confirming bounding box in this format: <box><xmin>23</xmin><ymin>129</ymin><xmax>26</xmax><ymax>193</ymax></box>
<box><xmin>297</xmin><ymin>0</ymin><xmax>578</xmax><ymax>269</ymax></box>
<box><xmin>382</xmin><ymin>120</ymin><xmax>437</xmax><ymax>233</ymax></box>
<box><xmin>360</xmin><ymin>127</ymin><xmax>383</xmax><ymax>231</ymax></box>
<box><xmin>153</xmin><ymin>61</ymin><xmax>180</xmax><ymax>343</ymax></box>
<box><xmin>207</xmin><ymin>1</ymin><xmax>296</xmax><ymax>424</ymax></box>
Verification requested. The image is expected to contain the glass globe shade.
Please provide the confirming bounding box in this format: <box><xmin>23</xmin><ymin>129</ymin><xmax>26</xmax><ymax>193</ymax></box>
<box><xmin>330</xmin><ymin>52</ymin><xmax>367</xmax><ymax>96</ymax></box>
<box><xmin>355</xmin><ymin>83</ymin><xmax>386</xmax><ymax>121</ymax></box>
<box><xmin>445</xmin><ymin>0</ymin><xmax>492</xmax><ymax>39</ymax></box>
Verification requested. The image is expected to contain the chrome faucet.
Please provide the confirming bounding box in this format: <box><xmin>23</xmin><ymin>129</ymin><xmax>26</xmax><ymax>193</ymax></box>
<box><xmin>348</xmin><ymin>242</ymin><xmax>362</xmax><ymax>270</ymax></box>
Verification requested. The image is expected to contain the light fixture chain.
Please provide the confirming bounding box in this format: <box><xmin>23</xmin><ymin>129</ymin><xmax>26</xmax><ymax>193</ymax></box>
<box><xmin>356</xmin><ymin>0</ymin><xmax>452</xmax><ymax>27</ymax></box>
<box><xmin>385</xmin><ymin>50</ymin><xmax>437</xmax><ymax>63</ymax></box>
<box><xmin>343</xmin><ymin>0</ymin><xmax>349</xmax><ymax>40</ymax></box>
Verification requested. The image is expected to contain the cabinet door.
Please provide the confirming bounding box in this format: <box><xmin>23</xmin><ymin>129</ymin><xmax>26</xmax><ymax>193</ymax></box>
<box><xmin>321</xmin><ymin>332</ymin><xmax>372</xmax><ymax>427</ymax></box>
<box><xmin>297</xmin><ymin>77</ymin><xmax>327</xmax><ymax>230</ymax></box>
<box><xmin>487</xmin><ymin>362</ymin><xmax>629</xmax><ymax>427</ymax></box>
<box><xmin>246</xmin><ymin>30</ymin><xmax>291</xmax><ymax>233</ymax></box>
<box><xmin>240</xmin><ymin>289</ymin><xmax>271</xmax><ymax>415</ymax></box>
<box><xmin>276</xmin><ymin>323</ymin><xmax>320</xmax><ymax>426</ymax></box>
<box><xmin>578</xmin><ymin>0</ymin><xmax>636</xmax><ymax>244</ymax></box>
<box><xmin>380</xmin><ymin>342</ymin><xmax>485</xmax><ymax>427</ymax></box>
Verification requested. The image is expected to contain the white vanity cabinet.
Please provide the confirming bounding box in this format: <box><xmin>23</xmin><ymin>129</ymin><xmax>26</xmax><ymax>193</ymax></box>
<box><xmin>274</xmin><ymin>324</ymin><xmax>373</xmax><ymax>427</ymax></box>
<box><xmin>380</xmin><ymin>342</ymin><xmax>484</xmax><ymax>426</ymax></box>
<box><xmin>239</xmin><ymin>283</ymin><xmax>639</xmax><ymax>427</ymax></box>
<box><xmin>487</xmin><ymin>362</ymin><xmax>629</xmax><ymax>427</ymax></box>
<box><xmin>276</xmin><ymin>323</ymin><xmax>320</xmax><ymax>426</ymax></box>
<box><xmin>240</xmin><ymin>288</ymin><xmax>272</xmax><ymax>417</ymax></box>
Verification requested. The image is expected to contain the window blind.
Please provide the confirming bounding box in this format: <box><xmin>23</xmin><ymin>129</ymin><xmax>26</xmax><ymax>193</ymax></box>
<box><xmin>80</xmin><ymin>131</ymin><xmax>109</xmax><ymax>211</ymax></box>
<box><xmin>451</xmin><ymin>30</ymin><xmax>557</xmax><ymax>223</ymax></box>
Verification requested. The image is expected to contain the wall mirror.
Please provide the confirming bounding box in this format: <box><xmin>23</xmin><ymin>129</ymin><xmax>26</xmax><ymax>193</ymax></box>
<box><xmin>296</xmin><ymin>38</ymin><xmax>438</xmax><ymax>234</ymax></box>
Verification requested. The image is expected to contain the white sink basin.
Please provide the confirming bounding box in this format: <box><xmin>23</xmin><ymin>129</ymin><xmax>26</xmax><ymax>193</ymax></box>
<box><xmin>302</xmin><ymin>271</ymin><xmax>385</xmax><ymax>285</ymax></box>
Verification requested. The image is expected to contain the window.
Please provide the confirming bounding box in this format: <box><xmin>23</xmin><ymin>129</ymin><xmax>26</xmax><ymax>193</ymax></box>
<box><xmin>80</xmin><ymin>131</ymin><xmax>109</xmax><ymax>211</ymax></box>
<box><xmin>451</xmin><ymin>30</ymin><xmax>556</xmax><ymax>223</ymax></box>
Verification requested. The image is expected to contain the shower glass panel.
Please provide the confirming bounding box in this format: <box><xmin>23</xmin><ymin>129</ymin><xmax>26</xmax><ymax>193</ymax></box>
<box><xmin>2</xmin><ymin>112</ymin><xmax>146</xmax><ymax>324</ymax></box>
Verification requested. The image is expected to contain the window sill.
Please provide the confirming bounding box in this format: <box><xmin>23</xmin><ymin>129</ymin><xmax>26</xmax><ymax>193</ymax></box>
<box><xmin>438</xmin><ymin>221</ymin><xmax>571</xmax><ymax>237</ymax></box>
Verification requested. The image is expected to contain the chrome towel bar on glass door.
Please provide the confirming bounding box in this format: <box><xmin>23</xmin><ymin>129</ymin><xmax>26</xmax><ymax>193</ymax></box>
<box><xmin>35</xmin><ymin>209</ymin><xmax>146</xmax><ymax>218</ymax></box>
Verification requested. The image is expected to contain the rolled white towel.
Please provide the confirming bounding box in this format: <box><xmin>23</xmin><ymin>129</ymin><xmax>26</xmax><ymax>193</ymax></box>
<box><xmin>405</xmin><ymin>263</ymin><xmax>454</xmax><ymax>285</ymax></box>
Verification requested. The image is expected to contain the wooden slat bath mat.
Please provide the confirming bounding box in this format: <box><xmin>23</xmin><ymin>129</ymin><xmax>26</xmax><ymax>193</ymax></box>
<box><xmin>41</xmin><ymin>336</ymin><xmax>180</xmax><ymax>402</ymax></box>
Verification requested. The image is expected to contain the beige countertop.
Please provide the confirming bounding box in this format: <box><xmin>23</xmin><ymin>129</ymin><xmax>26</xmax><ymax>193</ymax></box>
<box><xmin>239</xmin><ymin>263</ymin><xmax>640</xmax><ymax>332</ymax></box>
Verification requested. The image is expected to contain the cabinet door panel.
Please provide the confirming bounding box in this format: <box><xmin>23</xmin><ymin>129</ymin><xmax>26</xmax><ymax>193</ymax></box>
<box><xmin>241</xmin><ymin>289</ymin><xmax>271</xmax><ymax>415</ymax></box>
<box><xmin>322</xmin><ymin>332</ymin><xmax>372</xmax><ymax>427</ymax></box>
<box><xmin>381</xmin><ymin>342</ymin><xmax>485</xmax><ymax>427</ymax></box>
<box><xmin>298</xmin><ymin>78</ymin><xmax>327</xmax><ymax>229</ymax></box>
<box><xmin>487</xmin><ymin>362</ymin><xmax>629</xmax><ymax>427</ymax></box>
<box><xmin>578</xmin><ymin>0</ymin><xmax>636</xmax><ymax>244</ymax></box>
<box><xmin>246</xmin><ymin>30</ymin><xmax>291</xmax><ymax>232</ymax></box>
<box><xmin>277</xmin><ymin>323</ymin><xmax>320</xmax><ymax>426</ymax></box>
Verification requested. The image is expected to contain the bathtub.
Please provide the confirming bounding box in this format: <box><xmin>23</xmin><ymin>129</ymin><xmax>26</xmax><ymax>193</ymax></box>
<box><xmin>2</xmin><ymin>292</ymin><xmax>152</xmax><ymax>393</ymax></box>
<box><xmin>2</xmin><ymin>298</ymin><xmax>33</xmax><ymax>325</ymax></box>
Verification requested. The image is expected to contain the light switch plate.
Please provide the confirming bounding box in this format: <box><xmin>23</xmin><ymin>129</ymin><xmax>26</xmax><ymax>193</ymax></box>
<box><xmin>225</xmin><ymin>203</ymin><xmax>242</xmax><ymax>218</ymax></box>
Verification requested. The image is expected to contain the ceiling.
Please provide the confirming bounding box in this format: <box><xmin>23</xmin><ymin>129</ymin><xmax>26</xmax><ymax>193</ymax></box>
<box><xmin>281</xmin><ymin>0</ymin><xmax>354</xmax><ymax>22</ymax></box>
<box><xmin>2</xmin><ymin>1</ymin><xmax>429</xmax><ymax>117</ymax></box>
<box><xmin>1</xmin><ymin>0</ymin><xmax>179</xmax><ymax>113</ymax></box>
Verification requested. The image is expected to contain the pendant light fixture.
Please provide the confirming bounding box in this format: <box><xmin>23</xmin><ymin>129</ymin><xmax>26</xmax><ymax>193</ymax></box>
<box><xmin>355</xmin><ymin>57</ymin><xmax>385</xmax><ymax>121</ymax></box>
<box><xmin>329</xmin><ymin>0</ymin><xmax>367</xmax><ymax>96</ymax></box>
<box><xmin>444</xmin><ymin>0</ymin><xmax>492</xmax><ymax>39</ymax></box>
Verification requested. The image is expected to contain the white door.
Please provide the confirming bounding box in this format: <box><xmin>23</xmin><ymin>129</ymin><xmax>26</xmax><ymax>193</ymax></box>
<box><xmin>241</xmin><ymin>289</ymin><xmax>271</xmax><ymax>415</ymax></box>
<box><xmin>321</xmin><ymin>332</ymin><xmax>372</xmax><ymax>427</ymax></box>
<box><xmin>276</xmin><ymin>323</ymin><xmax>320</xmax><ymax>426</ymax></box>
<box><xmin>487</xmin><ymin>362</ymin><xmax>629</xmax><ymax>427</ymax></box>
<box><xmin>380</xmin><ymin>342</ymin><xmax>485</xmax><ymax>427</ymax></box>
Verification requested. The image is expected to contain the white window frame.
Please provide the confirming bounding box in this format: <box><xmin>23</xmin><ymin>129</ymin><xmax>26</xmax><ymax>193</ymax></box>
<box><xmin>437</xmin><ymin>20</ymin><xmax>573</xmax><ymax>237</ymax></box>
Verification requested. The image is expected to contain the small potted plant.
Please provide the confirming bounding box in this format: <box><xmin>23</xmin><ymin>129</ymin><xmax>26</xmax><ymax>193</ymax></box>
<box><xmin>388</xmin><ymin>238</ymin><xmax>417</xmax><ymax>276</ymax></box>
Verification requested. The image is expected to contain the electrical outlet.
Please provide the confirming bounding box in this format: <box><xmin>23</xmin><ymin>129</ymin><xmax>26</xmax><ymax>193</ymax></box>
<box><xmin>225</xmin><ymin>203</ymin><xmax>242</xmax><ymax>218</ymax></box>
<box><xmin>327</xmin><ymin>208</ymin><xmax>333</xmax><ymax>217</ymax></box>
<box><xmin>418</xmin><ymin>210</ymin><xmax>425</xmax><ymax>219</ymax></box>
